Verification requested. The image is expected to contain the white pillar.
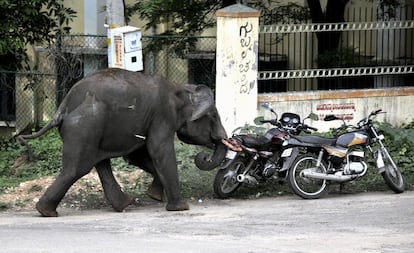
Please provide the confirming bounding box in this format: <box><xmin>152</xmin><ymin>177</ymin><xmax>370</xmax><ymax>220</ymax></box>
<box><xmin>215</xmin><ymin>4</ymin><xmax>260</xmax><ymax>135</ymax></box>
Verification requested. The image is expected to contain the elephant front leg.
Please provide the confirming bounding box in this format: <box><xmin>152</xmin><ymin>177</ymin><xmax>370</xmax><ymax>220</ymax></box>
<box><xmin>95</xmin><ymin>159</ymin><xmax>134</xmax><ymax>212</ymax></box>
<box><xmin>147</xmin><ymin>130</ymin><xmax>189</xmax><ymax>211</ymax></box>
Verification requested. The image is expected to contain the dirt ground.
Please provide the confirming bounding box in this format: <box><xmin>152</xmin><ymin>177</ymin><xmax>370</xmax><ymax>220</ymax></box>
<box><xmin>0</xmin><ymin>169</ymin><xmax>145</xmax><ymax>212</ymax></box>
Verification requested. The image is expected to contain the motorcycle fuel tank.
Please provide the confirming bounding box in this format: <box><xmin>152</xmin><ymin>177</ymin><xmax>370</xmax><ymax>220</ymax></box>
<box><xmin>336</xmin><ymin>131</ymin><xmax>368</xmax><ymax>147</ymax></box>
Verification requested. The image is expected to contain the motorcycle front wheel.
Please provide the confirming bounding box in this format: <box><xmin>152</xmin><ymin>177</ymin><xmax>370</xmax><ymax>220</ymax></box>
<box><xmin>288</xmin><ymin>153</ymin><xmax>329</xmax><ymax>199</ymax></box>
<box><xmin>380</xmin><ymin>148</ymin><xmax>404</xmax><ymax>193</ymax></box>
<box><xmin>214</xmin><ymin>158</ymin><xmax>245</xmax><ymax>198</ymax></box>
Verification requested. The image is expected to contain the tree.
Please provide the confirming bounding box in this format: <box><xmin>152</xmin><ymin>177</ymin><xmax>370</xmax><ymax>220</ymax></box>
<box><xmin>127</xmin><ymin>0</ymin><xmax>222</xmax><ymax>53</ymax></box>
<box><xmin>0</xmin><ymin>0</ymin><xmax>76</xmax><ymax>71</ymax></box>
<box><xmin>127</xmin><ymin>0</ymin><xmax>307</xmax><ymax>53</ymax></box>
<box><xmin>307</xmin><ymin>0</ymin><xmax>401</xmax><ymax>67</ymax></box>
<box><xmin>306</xmin><ymin>0</ymin><xmax>401</xmax><ymax>89</ymax></box>
<box><xmin>0</xmin><ymin>0</ymin><xmax>76</xmax><ymax>123</ymax></box>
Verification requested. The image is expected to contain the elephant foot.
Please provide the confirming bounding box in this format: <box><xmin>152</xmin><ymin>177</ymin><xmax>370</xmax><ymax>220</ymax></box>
<box><xmin>166</xmin><ymin>201</ymin><xmax>189</xmax><ymax>211</ymax></box>
<box><xmin>112</xmin><ymin>195</ymin><xmax>134</xmax><ymax>212</ymax></box>
<box><xmin>146</xmin><ymin>185</ymin><xmax>164</xmax><ymax>202</ymax></box>
<box><xmin>36</xmin><ymin>201</ymin><xmax>58</xmax><ymax>217</ymax></box>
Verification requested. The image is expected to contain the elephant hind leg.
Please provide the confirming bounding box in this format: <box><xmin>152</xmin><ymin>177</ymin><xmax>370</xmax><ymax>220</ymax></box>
<box><xmin>95</xmin><ymin>159</ymin><xmax>134</xmax><ymax>212</ymax></box>
<box><xmin>125</xmin><ymin>148</ymin><xmax>164</xmax><ymax>202</ymax></box>
<box><xmin>146</xmin><ymin>175</ymin><xmax>164</xmax><ymax>201</ymax></box>
<box><xmin>36</xmin><ymin>168</ymin><xmax>92</xmax><ymax>217</ymax></box>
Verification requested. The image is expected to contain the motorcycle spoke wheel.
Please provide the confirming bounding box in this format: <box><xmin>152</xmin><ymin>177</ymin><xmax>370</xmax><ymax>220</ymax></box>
<box><xmin>288</xmin><ymin>154</ymin><xmax>328</xmax><ymax>199</ymax></box>
<box><xmin>380</xmin><ymin>149</ymin><xmax>404</xmax><ymax>193</ymax></box>
<box><xmin>213</xmin><ymin>160</ymin><xmax>244</xmax><ymax>198</ymax></box>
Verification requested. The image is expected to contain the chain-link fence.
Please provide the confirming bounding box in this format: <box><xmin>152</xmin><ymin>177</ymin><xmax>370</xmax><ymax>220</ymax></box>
<box><xmin>0</xmin><ymin>71</ymin><xmax>56</xmax><ymax>137</ymax></box>
<box><xmin>2</xmin><ymin>4</ymin><xmax>414</xmax><ymax>136</ymax></box>
<box><xmin>0</xmin><ymin>34</ymin><xmax>217</xmax><ymax>137</ymax></box>
<box><xmin>55</xmin><ymin>34</ymin><xmax>217</xmax><ymax>103</ymax></box>
<box><xmin>141</xmin><ymin>35</ymin><xmax>217</xmax><ymax>88</ymax></box>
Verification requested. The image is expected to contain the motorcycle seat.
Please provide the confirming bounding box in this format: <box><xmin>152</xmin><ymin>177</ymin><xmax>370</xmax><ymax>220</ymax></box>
<box><xmin>239</xmin><ymin>135</ymin><xmax>271</xmax><ymax>150</ymax></box>
<box><xmin>293</xmin><ymin>135</ymin><xmax>336</xmax><ymax>146</ymax></box>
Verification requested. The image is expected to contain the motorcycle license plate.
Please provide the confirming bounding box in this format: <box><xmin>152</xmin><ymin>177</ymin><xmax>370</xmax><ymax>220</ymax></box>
<box><xmin>226</xmin><ymin>150</ymin><xmax>237</xmax><ymax>159</ymax></box>
<box><xmin>281</xmin><ymin>148</ymin><xmax>293</xmax><ymax>157</ymax></box>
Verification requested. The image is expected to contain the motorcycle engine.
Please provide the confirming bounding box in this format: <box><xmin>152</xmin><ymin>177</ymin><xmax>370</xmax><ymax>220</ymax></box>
<box><xmin>262</xmin><ymin>160</ymin><xmax>277</xmax><ymax>178</ymax></box>
<box><xmin>343</xmin><ymin>151</ymin><xmax>366</xmax><ymax>175</ymax></box>
<box><xmin>344</xmin><ymin>162</ymin><xmax>365</xmax><ymax>174</ymax></box>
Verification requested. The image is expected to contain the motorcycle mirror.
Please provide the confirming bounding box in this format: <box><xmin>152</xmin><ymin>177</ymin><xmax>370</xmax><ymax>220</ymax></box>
<box><xmin>261</xmin><ymin>103</ymin><xmax>272</xmax><ymax>110</ymax></box>
<box><xmin>306</xmin><ymin>112</ymin><xmax>319</xmax><ymax>121</ymax></box>
<box><xmin>254</xmin><ymin>116</ymin><xmax>265</xmax><ymax>125</ymax></box>
<box><xmin>261</xmin><ymin>103</ymin><xmax>277</xmax><ymax>118</ymax></box>
<box><xmin>324</xmin><ymin>115</ymin><xmax>340</xmax><ymax>121</ymax></box>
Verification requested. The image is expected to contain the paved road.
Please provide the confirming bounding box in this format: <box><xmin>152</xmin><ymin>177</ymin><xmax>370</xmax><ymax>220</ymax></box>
<box><xmin>0</xmin><ymin>191</ymin><xmax>413</xmax><ymax>253</ymax></box>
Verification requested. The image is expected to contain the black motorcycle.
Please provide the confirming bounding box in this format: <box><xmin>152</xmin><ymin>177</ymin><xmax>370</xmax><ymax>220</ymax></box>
<box><xmin>214</xmin><ymin>104</ymin><xmax>316</xmax><ymax>198</ymax></box>
<box><xmin>286</xmin><ymin>109</ymin><xmax>404</xmax><ymax>199</ymax></box>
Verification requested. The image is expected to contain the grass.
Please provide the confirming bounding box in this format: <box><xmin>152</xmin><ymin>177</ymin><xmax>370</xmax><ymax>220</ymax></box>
<box><xmin>0</xmin><ymin>121</ymin><xmax>413</xmax><ymax>211</ymax></box>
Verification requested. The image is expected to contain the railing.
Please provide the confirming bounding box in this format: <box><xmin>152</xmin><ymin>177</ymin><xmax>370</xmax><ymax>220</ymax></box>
<box><xmin>3</xmin><ymin>5</ymin><xmax>414</xmax><ymax>126</ymax></box>
<box><xmin>258</xmin><ymin>6</ymin><xmax>414</xmax><ymax>92</ymax></box>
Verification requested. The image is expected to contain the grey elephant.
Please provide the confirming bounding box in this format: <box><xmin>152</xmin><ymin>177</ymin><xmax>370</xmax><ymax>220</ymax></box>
<box><xmin>17</xmin><ymin>68</ymin><xmax>227</xmax><ymax>217</ymax></box>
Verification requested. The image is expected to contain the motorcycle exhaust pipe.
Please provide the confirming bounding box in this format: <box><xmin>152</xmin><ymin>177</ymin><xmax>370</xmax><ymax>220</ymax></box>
<box><xmin>301</xmin><ymin>170</ymin><xmax>354</xmax><ymax>182</ymax></box>
<box><xmin>236</xmin><ymin>174</ymin><xmax>245</xmax><ymax>182</ymax></box>
<box><xmin>237</xmin><ymin>174</ymin><xmax>258</xmax><ymax>184</ymax></box>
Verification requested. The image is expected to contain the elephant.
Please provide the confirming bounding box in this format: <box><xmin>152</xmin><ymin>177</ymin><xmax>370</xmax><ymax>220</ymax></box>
<box><xmin>17</xmin><ymin>68</ymin><xmax>228</xmax><ymax>217</ymax></box>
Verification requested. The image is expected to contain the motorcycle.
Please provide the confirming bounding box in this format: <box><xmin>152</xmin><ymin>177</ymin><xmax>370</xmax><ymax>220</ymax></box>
<box><xmin>214</xmin><ymin>104</ymin><xmax>317</xmax><ymax>198</ymax></box>
<box><xmin>287</xmin><ymin>109</ymin><xmax>405</xmax><ymax>199</ymax></box>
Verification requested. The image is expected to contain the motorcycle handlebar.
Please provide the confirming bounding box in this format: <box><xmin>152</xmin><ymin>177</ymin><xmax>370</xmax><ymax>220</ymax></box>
<box><xmin>371</xmin><ymin>109</ymin><xmax>383</xmax><ymax>115</ymax></box>
<box><xmin>302</xmin><ymin>129</ymin><xmax>312</xmax><ymax>134</ymax></box>
<box><xmin>305</xmin><ymin>125</ymin><xmax>318</xmax><ymax>132</ymax></box>
<box><xmin>260</xmin><ymin>119</ymin><xmax>278</xmax><ymax>126</ymax></box>
<box><xmin>297</xmin><ymin>124</ymin><xmax>318</xmax><ymax>133</ymax></box>
<box><xmin>355</xmin><ymin>109</ymin><xmax>386</xmax><ymax>128</ymax></box>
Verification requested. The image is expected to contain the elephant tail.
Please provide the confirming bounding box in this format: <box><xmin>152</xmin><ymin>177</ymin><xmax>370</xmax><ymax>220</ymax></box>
<box><xmin>14</xmin><ymin>97</ymin><xmax>68</xmax><ymax>161</ymax></box>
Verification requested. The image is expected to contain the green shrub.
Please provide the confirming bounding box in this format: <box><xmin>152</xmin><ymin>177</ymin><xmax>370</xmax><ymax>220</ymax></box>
<box><xmin>0</xmin><ymin>128</ymin><xmax>62</xmax><ymax>189</ymax></box>
<box><xmin>1</xmin><ymin>120</ymin><xmax>413</xmax><ymax>206</ymax></box>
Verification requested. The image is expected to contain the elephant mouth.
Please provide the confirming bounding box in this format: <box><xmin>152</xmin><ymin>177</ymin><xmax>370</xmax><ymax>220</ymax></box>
<box><xmin>194</xmin><ymin>139</ymin><xmax>228</xmax><ymax>171</ymax></box>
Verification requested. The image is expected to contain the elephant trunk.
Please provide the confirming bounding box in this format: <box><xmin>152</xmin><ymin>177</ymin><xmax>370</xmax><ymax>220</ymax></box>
<box><xmin>195</xmin><ymin>141</ymin><xmax>228</xmax><ymax>171</ymax></box>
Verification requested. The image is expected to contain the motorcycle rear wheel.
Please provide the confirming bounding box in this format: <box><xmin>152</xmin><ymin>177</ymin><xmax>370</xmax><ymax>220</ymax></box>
<box><xmin>288</xmin><ymin>153</ymin><xmax>329</xmax><ymax>199</ymax></box>
<box><xmin>380</xmin><ymin>148</ymin><xmax>404</xmax><ymax>193</ymax></box>
<box><xmin>214</xmin><ymin>159</ymin><xmax>245</xmax><ymax>198</ymax></box>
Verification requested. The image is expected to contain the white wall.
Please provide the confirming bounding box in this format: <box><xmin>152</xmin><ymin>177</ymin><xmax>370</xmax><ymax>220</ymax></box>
<box><xmin>257</xmin><ymin>88</ymin><xmax>414</xmax><ymax>133</ymax></box>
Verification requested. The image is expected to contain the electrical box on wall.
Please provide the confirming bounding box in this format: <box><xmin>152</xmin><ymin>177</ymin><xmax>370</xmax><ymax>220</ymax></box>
<box><xmin>108</xmin><ymin>26</ymin><xmax>143</xmax><ymax>72</ymax></box>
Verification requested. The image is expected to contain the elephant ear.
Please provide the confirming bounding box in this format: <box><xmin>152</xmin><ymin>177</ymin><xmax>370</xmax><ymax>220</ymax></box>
<box><xmin>189</xmin><ymin>85</ymin><xmax>214</xmax><ymax>121</ymax></box>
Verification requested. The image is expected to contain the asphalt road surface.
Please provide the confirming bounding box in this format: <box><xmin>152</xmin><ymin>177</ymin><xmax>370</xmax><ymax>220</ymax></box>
<box><xmin>0</xmin><ymin>191</ymin><xmax>413</xmax><ymax>253</ymax></box>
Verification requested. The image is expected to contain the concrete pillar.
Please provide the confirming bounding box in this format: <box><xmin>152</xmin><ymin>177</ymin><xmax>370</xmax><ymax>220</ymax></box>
<box><xmin>106</xmin><ymin>0</ymin><xmax>125</xmax><ymax>28</ymax></box>
<box><xmin>215</xmin><ymin>4</ymin><xmax>260</xmax><ymax>135</ymax></box>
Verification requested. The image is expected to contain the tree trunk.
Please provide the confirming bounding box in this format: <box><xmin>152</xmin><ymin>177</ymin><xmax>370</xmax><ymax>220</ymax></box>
<box><xmin>222</xmin><ymin>0</ymin><xmax>237</xmax><ymax>8</ymax></box>
<box><xmin>307</xmin><ymin>0</ymin><xmax>350</xmax><ymax>90</ymax></box>
<box><xmin>307</xmin><ymin>0</ymin><xmax>350</xmax><ymax>58</ymax></box>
